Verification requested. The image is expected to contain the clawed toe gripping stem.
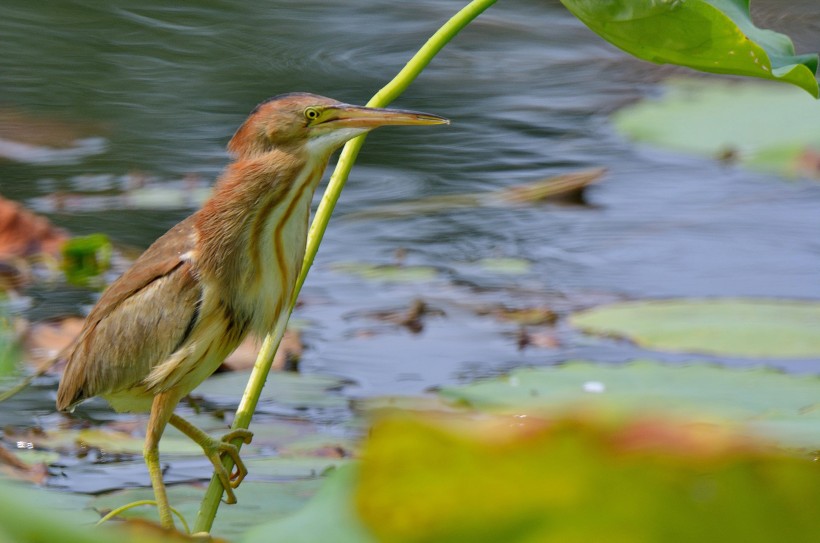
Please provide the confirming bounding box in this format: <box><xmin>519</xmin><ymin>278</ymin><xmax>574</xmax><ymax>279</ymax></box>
<box><xmin>169</xmin><ymin>415</ymin><xmax>253</xmax><ymax>504</ymax></box>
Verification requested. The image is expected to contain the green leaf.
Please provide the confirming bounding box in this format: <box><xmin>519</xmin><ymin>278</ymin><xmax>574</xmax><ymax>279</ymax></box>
<box><xmin>570</xmin><ymin>298</ymin><xmax>820</xmax><ymax>358</ymax></box>
<box><xmin>355</xmin><ymin>415</ymin><xmax>820</xmax><ymax>543</ymax></box>
<box><xmin>91</xmin><ymin>480</ymin><xmax>324</xmax><ymax>540</ymax></box>
<box><xmin>0</xmin><ymin>479</ymin><xmax>169</xmax><ymax>543</ymax></box>
<box><xmin>243</xmin><ymin>456</ymin><xmax>348</xmax><ymax>480</ymax></box>
<box><xmin>475</xmin><ymin>258</ymin><xmax>532</xmax><ymax>275</ymax></box>
<box><xmin>61</xmin><ymin>233</ymin><xmax>112</xmax><ymax>286</ymax></box>
<box><xmin>330</xmin><ymin>262</ymin><xmax>438</xmax><ymax>283</ymax></box>
<box><xmin>193</xmin><ymin>371</ymin><xmax>350</xmax><ymax>411</ymax></box>
<box><xmin>242</xmin><ymin>465</ymin><xmax>376</xmax><ymax>543</ymax></box>
<box><xmin>438</xmin><ymin>360</ymin><xmax>820</xmax><ymax>448</ymax></box>
<box><xmin>0</xmin><ymin>297</ymin><xmax>20</xmax><ymax>378</ymax></box>
<box><xmin>612</xmin><ymin>78</ymin><xmax>820</xmax><ymax>176</ymax></box>
<box><xmin>560</xmin><ymin>0</ymin><xmax>819</xmax><ymax>97</ymax></box>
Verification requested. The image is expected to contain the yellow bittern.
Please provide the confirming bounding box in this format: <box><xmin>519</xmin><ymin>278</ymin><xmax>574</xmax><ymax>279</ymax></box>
<box><xmin>55</xmin><ymin>93</ymin><xmax>447</xmax><ymax>529</ymax></box>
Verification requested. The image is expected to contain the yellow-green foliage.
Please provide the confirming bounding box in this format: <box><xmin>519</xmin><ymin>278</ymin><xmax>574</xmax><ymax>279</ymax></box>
<box><xmin>356</xmin><ymin>414</ymin><xmax>820</xmax><ymax>543</ymax></box>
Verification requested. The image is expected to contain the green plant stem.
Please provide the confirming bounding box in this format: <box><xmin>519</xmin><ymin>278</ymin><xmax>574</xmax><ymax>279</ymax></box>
<box><xmin>193</xmin><ymin>0</ymin><xmax>497</xmax><ymax>534</ymax></box>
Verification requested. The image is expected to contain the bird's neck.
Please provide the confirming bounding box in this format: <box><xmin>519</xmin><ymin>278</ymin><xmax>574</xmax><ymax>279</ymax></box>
<box><xmin>193</xmin><ymin>147</ymin><xmax>330</xmax><ymax>333</ymax></box>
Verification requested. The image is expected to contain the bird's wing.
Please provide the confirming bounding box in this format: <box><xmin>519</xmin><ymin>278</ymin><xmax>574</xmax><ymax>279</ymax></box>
<box><xmin>56</xmin><ymin>217</ymin><xmax>202</xmax><ymax>411</ymax></box>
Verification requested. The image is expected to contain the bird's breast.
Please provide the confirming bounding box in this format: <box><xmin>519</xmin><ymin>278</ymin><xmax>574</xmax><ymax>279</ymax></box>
<box><xmin>239</xmin><ymin>159</ymin><xmax>325</xmax><ymax>335</ymax></box>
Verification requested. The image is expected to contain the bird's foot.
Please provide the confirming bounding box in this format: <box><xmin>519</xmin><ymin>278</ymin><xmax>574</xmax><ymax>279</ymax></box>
<box><xmin>220</xmin><ymin>429</ymin><xmax>253</xmax><ymax>486</ymax></box>
<box><xmin>202</xmin><ymin>429</ymin><xmax>253</xmax><ymax>504</ymax></box>
<box><xmin>168</xmin><ymin>415</ymin><xmax>253</xmax><ymax>505</ymax></box>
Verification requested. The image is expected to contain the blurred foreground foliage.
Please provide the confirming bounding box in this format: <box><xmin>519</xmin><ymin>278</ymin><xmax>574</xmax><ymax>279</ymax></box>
<box><xmin>355</xmin><ymin>414</ymin><xmax>820</xmax><ymax>543</ymax></box>
<box><xmin>248</xmin><ymin>362</ymin><xmax>820</xmax><ymax>542</ymax></box>
<box><xmin>247</xmin><ymin>409</ymin><xmax>820</xmax><ymax>543</ymax></box>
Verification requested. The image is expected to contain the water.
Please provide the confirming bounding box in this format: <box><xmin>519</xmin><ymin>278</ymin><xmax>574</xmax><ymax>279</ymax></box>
<box><xmin>1</xmin><ymin>0</ymin><xmax>819</xmax><ymax>454</ymax></box>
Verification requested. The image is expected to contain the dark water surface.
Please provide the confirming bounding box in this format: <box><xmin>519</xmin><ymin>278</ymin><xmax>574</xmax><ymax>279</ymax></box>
<box><xmin>1</xmin><ymin>0</ymin><xmax>820</xmax><ymax>498</ymax></box>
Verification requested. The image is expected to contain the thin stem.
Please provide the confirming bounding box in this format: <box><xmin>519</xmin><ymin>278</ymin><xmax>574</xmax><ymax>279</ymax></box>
<box><xmin>97</xmin><ymin>500</ymin><xmax>190</xmax><ymax>534</ymax></box>
<box><xmin>193</xmin><ymin>0</ymin><xmax>497</xmax><ymax>534</ymax></box>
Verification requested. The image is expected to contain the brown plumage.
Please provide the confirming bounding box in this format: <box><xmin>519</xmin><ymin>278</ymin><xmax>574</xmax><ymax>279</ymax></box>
<box><xmin>54</xmin><ymin>93</ymin><xmax>447</xmax><ymax>529</ymax></box>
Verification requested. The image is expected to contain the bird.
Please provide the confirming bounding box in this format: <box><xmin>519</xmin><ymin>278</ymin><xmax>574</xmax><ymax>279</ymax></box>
<box><xmin>54</xmin><ymin>93</ymin><xmax>448</xmax><ymax>529</ymax></box>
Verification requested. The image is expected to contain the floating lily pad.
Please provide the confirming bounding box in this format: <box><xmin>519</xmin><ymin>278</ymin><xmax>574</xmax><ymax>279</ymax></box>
<box><xmin>612</xmin><ymin>78</ymin><xmax>820</xmax><ymax>176</ymax></box>
<box><xmin>193</xmin><ymin>371</ymin><xmax>350</xmax><ymax>412</ymax></box>
<box><xmin>475</xmin><ymin>258</ymin><xmax>532</xmax><ymax>275</ymax></box>
<box><xmin>244</xmin><ymin>456</ymin><xmax>348</xmax><ymax>480</ymax></box>
<box><xmin>330</xmin><ymin>262</ymin><xmax>438</xmax><ymax>283</ymax></box>
<box><xmin>91</xmin><ymin>479</ymin><xmax>324</xmax><ymax>540</ymax></box>
<box><xmin>354</xmin><ymin>394</ymin><xmax>461</xmax><ymax>417</ymax></box>
<box><xmin>570</xmin><ymin>299</ymin><xmax>820</xmax><ymax>359</ymax></box>
<box><xmin>242</xmin><ymin>465</ymin><xmax>376</xmax><ymax>543</ymax></box>
<box><xmin>7</xmin><ymin>448</ymin><xmax>59</xmax><ymax>467</ymax></box>
<box><xmin>25</xmin><ymin>427</ymin><xmax>202</xmax><ymax>456</ymax></box>
<box><xmin>561</xmin><ymin>0</ymin><xmax>819</xmax><ymax>96</ymax></box>
<box><xmin>125</xmin><ymin>185</ymin><xmax>212</xmax><ymax>210</ymax></box>
<box><xmin>0</xmin><ymin>480</ymin><xmax>198</xmax><ymax>543</ymax></box>
<box><xmin>438</xmin><ymin>360</ymin><xmax>820</xmax><ymax>448</ymax></box>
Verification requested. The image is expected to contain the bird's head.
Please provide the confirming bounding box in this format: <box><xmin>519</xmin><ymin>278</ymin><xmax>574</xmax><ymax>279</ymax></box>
<box><xmin>227</xmin><ymin>92</ymin><xmax>448</xmax><ymax>159</ymax></box>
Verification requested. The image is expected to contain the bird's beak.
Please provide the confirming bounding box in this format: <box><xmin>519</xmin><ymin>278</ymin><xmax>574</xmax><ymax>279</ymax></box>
<box><xmin>324</xmin><ymin>104</ymin><xmax>449</xmax><ymax>128</ymax></box>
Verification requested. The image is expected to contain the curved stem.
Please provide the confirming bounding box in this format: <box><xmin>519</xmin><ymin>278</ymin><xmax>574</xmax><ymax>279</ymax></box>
<box><xmin>193</xmin><ymin>0</ymin><xmax>497</xmax><ymax>534</ymax></box>
<box><xmin>97</xmin><ymin>500</ymin><xmax>190</xmax><ymax>534</ymax></box>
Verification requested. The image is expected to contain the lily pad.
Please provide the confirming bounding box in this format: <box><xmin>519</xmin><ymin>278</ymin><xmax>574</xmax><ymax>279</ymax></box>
<box><xmin>244</xmin><ymin>456</ymin><xmax>348</xmax><ymax>480</ymax></box>
<box><xmin>438</xmin><ymin>360</ymin><xmax>820</xmax><ymax>448</ymax></box>
<box><xmin>612</xmin><ymin>78</ymin><xmax>820</xmax><ymax>176</ymax></box>
<box><xmin>24</xmin><ymin>427</ymin><xmax>203</xmax><ymax>456</ymax></box>
<box><xmin>475</xmin><ymin>258</ymin><xmax>532</xmax><ymax>275</ymax></box>
<box><xmin>0</xmin><ymin>479</ymin><xmax>197</xmax><ymax>543</ymax></box>
<box><xmin>570</xmin><ymin>298</ymin><xmax>820</xmax><ymax>358</ymax></box>
<box><xmin>561</xmin><ymin>0</ymin><xmax>819</xmax><ymax>96</ymax></box>
<box><xmin>242</xmin><ymin>465</ymin><xmax>376</xmax><ymax>543</ymax></box>
<box><xmin>330</xmin><ymin>262</ymin><xmax>438</xmax><ymax>283</ymax></box>
<box><xmin>91</xmin><ymin>479</ymin><xmax>324</xmax><ymax>540</ymax></box>
<box><xmin>193</xmin><ymin>371</ymin><xmax>350</xmax><ymax>412</ymax></box>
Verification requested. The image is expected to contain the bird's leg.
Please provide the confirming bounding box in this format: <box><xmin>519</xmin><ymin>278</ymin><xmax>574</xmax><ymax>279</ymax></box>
<box><xmin>145</xmin><ymin>392</ymin><xmax>178</xmax><ymax>529</ymax></box>
<box><xmin>169</xmin><ymin>414</ymin><xmax>253</xmax><ymax>504</ymax></box>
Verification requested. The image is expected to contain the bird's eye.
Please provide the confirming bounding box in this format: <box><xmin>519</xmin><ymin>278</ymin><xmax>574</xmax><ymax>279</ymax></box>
<box><xmin>304</xmin><ymin>107</ymin><xmax>321</xmax><ymax>121</ymax></box>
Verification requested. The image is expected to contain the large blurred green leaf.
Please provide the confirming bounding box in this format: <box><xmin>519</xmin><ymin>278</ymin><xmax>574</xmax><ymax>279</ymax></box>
<box><xmin>439</xmin><ymin>360</ymin><xmax>820</xmax><ymax>448</ymax></box>
<box><xmin>240</xmin><ymin>361</ymin><xmax>820</xmax><ymax>543</ymax></box>
<box><xmin>355</xmin><ymin>415</ymin><xmax>820</xmax><ymax>543</ymax></box>
<box><xmin>570</xmin><ymin>298</ymin><xmax>820</xmax><ymax>358</ymax></box>
<box><xmin>560</xmin><ymin>0</ymin><xmax>819</xmax><ymax>97</ymax></box>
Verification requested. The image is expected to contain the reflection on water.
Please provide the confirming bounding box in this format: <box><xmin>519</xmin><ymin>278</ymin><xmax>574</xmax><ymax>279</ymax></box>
<box><xmin>1</xmin><ymin>0</ymin><xmax>820</xmax><ymax>405</ymax></box>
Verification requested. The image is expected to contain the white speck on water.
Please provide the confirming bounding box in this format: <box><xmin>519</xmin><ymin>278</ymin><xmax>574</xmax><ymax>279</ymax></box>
<box><xmin>509</xmin><ymin>376</ymin><xmax>520</xmax><ymax>387</ymax></box>
<box><xmin>582</xmin><ymin>381</ymin><xmax>605</xmax><ymax>394</ymax></box>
